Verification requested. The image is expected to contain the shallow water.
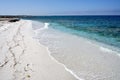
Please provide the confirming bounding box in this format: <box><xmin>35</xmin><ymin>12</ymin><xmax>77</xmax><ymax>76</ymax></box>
<box><xmin>32</xmin><ymin>20</ymin><xmax>120</xmax><ymax>80</ymax></box>
<box><xmin>24</xmin><ymin>16</ymin><xmax>120</xmax><ymax>49</ymax></box>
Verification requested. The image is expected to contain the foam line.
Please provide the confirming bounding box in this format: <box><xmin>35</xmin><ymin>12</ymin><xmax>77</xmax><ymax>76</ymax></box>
<box><xmin>33</xmin><ymin>22</ymin><xmax>49</xmax><ymax>37</ymax></box>
<box><xmin>44</xmin><ymin>23</ymin><xmax>49</xmax><ymax>29</ymax></box>
<box><xmin>33</xmin><ymin>22</ymin><xmax>84</xmax><ymax>80</ymax></box>
<box><xmin>46</xmin><ymin>46</ymin><xmax>84</xmax><ymax>80</ymax></box>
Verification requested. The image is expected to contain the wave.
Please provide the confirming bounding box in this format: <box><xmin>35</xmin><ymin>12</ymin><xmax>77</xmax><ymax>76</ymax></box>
<box><xmin>31</xmin><ymin>20</ymin><xmax>120</xmax><ymax>80</ymax></box>
<box><xmin>100</xmin><ymin>47</ymin><xmax>114</xmax><ymax>53</ymax></box>
<box><xmin>45</xmin><ymin>46</ymin><xmax>84</xmax><ymax>80</ymax></box>
<box><xmin>31</xmin><ymin>20</ymin><xmax>84</xmax><ymax>80</ymax></box>
<box><xmin>38</xmin><ymin>23</ymin><xmax>49</xmax><ymax>30</ymax></box>
<box><xmin>85</xmin><ymin>37</ymin><xmax>120</xmax><ymax>56</ymax></box>
<box><xmin>32</xmin><ymin>21</ymin><xmax>49</xmax><ymax>37</ymax></box>
<box><xmin>44</xmin><ymin>23</ymin><xmax>49</xmax><ymax>29</ymax></box>
<box><xmin>99</xmin><ymin>46</ymin><xmax>120</xmax><ymax>57</ymax></box>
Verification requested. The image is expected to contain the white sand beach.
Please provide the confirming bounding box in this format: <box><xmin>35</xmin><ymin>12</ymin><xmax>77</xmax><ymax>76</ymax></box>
<box><xmin>33</xmin><ymin>20</ymin><xmax>120</xmax><ymax>80</ymax></box>
<box><xmin>0</xmin><ymin>20</ymin><xmax>78</xmax><ymax>80</ymax></box>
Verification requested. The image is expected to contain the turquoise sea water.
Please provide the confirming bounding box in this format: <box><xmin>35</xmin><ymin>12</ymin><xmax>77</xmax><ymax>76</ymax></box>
<box><xmin>24</xmin><ymin>16</ymin><xmax>120</xmax><ymax>80</ymax></box>
<box><xmin>24</xmin><ymin>16</ymin><xmax>120</xmax><ymax>51</ymax></box>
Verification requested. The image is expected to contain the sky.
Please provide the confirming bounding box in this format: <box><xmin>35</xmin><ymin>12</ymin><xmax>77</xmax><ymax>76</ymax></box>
<box><xmin>0</xmin><ymin>0</ymin><xmax>120</xmax><ymax>15</ymax></box>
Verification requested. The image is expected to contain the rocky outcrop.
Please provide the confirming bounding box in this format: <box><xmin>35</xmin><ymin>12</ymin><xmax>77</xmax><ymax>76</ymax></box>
<box><xmin>0</xmin><ymin>18</ymin><xmax>20</xmax><ymax>22</ymax></box>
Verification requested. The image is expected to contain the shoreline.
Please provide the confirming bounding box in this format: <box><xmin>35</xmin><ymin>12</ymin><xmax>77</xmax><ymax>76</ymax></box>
<box><xmin>33</xmin><ymin>20</ymin><xmax>120</xmax><ymax>56</ymax></box>
<box><xmin>0</xmin><ymin>20</ymin><xmax>78</xmax><ymax>80</ymax></box>
<box><xmin>44</xmin><ymin>42</ymin><xmax>83</xmax><ymax>80</ymax></box>
<box><xmin>33</xmin><ymin>20</ymin><xmax>120</xmax><ymax>80</ymax></box>
<box><xmin>73</xmin><ymin>34</ymin><xmax>120</xmax><ymax>56</ymax></box>
<box><xmin>32</xmin><ymin>21</ymin><xmax>84</xmax><ymax>80</ymax></box>
<box><xmin>34</xmin><ymin>21</ymin><xmax>120</xmax><ymax>79</ymax></box>
<box><xmin>0</xmin><ymin>19</ymin><xmax>120</xmax><ymax>80</ymax></box>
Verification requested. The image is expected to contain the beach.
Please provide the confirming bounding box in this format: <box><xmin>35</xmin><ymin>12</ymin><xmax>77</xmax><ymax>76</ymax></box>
<box><xmin>0</xmin><ymin>17</ymin><xmax>120</xmax><ymax>80</ymax></box>
<box><xmin>1</xmin><ymin>0</ymin><xmax>120</xmax><ymax>79</ymax></box>
<box><xmin>31</xmin><ymin>16</ymin><xmax>120</xmax><ymax>80</ymax></box>
<box><xmin>0</xmin><ymin>20</ymin><xmax>78</xmax><ymax>80</ymax></box>
<box><xmin>0</xmin><ymin>0</ymin><xmax>120</xmax><ymax>79</ymax></box>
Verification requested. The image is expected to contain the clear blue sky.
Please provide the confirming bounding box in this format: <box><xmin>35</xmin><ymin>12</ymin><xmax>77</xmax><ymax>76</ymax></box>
<box><xmin>0</xmin><ymin>0</ymin><xmax>120</xmax><ymax>15</ymax></box>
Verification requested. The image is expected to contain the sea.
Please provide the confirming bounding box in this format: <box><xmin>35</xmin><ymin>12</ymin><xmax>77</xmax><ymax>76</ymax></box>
<box><xmin>23</xmin><ymin>16</ymin><xmax>120</xmax><ymax>80</ymax></box>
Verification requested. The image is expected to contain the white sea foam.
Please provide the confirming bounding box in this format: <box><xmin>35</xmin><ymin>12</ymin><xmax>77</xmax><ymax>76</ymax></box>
<box><xmin>38</xmin><ymin>22</ymin><xmax>84</xmax><ymax>80</ymax></box>
<box><xmin>32</xmin><ymin>21</ymin><xmax>84</xmax><ymax>80</ymax></box>
<box><xmin>33</xmin><ymin>22</ymin><xmax>49</xmax><ymax>37</ymax></box>
<box><xmin>32</xmin><ymin>20</ymin><xmax>120</xmax><ymax>80</ymax></box>
<box><xmin>99</xmin><ymin>46</ymin><xmax>120</xmax><ymax>57</ymax></box>
<box><xmin>44</xmin><ymin>23</ymin><xmax>49</xmax><ymax>29</ymax></box>
<box><xmin>38</xmin><ymin>22</ymin><xmax>49</xmax><ymax>30</ymax></box>
<box><xmin>87</xmin><ymin>39</ymin><xmax>120</xmax><ymax>56</ymax></box>
<box><xmin>46</xmin><ymin>46</ymin><xmax>84</xmax><ymax>80</ymax></box>
<box><xmin>100</xmin><ymin>47</ymin><xmax>113</xmax><ymax>53</ymax></box>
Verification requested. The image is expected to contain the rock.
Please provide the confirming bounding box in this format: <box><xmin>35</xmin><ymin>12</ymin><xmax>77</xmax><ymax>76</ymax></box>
<box><xmin>8</xmin><ymin>18</ymin><xmax>20</xmax><ymax>22</ymax></box>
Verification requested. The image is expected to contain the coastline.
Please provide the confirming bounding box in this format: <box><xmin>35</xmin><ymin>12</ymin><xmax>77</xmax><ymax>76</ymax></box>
<box><xmin>33</xmin><ymin>20</ymin><xmax>120</xmax><ymax>80</ymax></box>
<box><xmin>44</xmin><ymin>30</ymin><xmax>120</xmax><ymax>80</ymax></box>
<box><xmin>0</xmin><ymin>19</ymin><xmax>120</xmax><ymax>80</ymax></box>
<box><xmin>0</xmin><ymin>20</ymin><xmax>78</xmax><ymax>80</ymax></box>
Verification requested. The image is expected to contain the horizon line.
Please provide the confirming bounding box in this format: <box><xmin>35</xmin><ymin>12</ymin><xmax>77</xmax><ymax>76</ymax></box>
<box><xmin>0</xmin><ymin>14</ymin><xmax>120</xmax><ymax>16</ymax></box>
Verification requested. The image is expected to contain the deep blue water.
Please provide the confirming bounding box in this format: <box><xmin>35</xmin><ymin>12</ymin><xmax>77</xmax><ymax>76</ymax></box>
<box><xmin>23</xmin><ymin>16</ymin><xmax>120</xmax><ymax>49</ymax></box>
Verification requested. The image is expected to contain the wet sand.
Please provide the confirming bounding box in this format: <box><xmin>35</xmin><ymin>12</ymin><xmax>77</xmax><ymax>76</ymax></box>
<box><xmin>0</xmin><ymin>20</ymin><xmax>77</xmax><ymax>80</ymax></box>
